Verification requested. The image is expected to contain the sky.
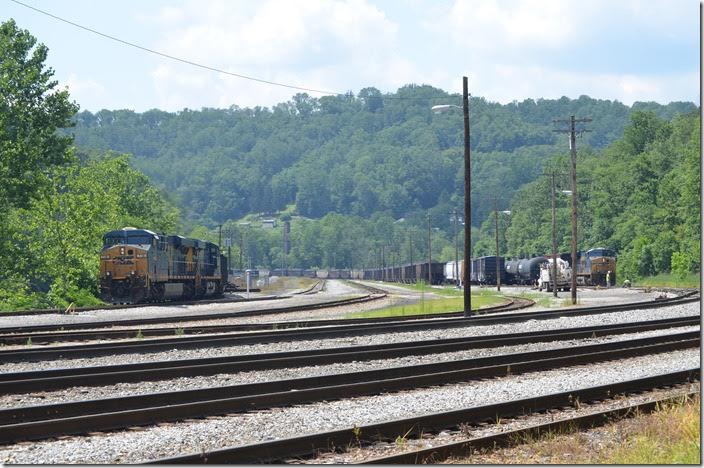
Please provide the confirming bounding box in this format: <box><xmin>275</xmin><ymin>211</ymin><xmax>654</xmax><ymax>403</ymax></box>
<box><xmin>4</xmin><ymin>0</ymin><xmax>700</xmax><ymax>112</ymax></box>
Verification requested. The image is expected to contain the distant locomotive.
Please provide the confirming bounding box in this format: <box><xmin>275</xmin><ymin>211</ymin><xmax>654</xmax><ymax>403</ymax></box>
<box><xmin>99</xmin><ymin>227</ymin><xmax>228</xmax><ymax>304</ymax></box>
<box><xmin>564</xmin><ymin>248</ymin><xmax>617</xmax><ymax>287</ymax></box>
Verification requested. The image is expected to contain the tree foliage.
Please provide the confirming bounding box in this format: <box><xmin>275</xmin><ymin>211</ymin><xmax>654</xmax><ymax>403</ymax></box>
<box><xmin>71</xmin><ymin>89</ymin><xmax>695</xmax><ymax>230</ymax></box>
<box><xmin>0</xmin><ymin>21</ymin><xmax>178</xmax><ymax>310</ymax></box>
<box><xmin>0</xmin><ymin>19</ymin><xmax>78</xmax><ymax>208</ymax></box>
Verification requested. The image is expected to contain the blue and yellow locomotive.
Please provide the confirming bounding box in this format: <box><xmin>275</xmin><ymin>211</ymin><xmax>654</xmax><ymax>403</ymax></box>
<box><xmin>99</xmin><ymin>227</ymin><xmax>228</xmax><ymax>304</ymax></box>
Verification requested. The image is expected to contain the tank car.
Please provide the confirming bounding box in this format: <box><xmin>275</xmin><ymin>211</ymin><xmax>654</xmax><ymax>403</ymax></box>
<box><xmin>515</xmin><ymin>256</ymin><xmax>547</xmax><ymax>285</ymax></box>
<box><xmin>100</xmin><ymin>227</ymin><xmax>227</xmax><ymax>304</ymax></box>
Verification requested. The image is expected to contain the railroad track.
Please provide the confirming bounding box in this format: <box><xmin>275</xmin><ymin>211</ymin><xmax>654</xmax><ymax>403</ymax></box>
<box><xmin>0</xmin><ymin>295</ymin><xmax>530</xmax><ymax>345</ymax></box>
<box><xmin>0</xmin><ymin>293</ymin><xmax>387</xmax><ymax>336</ymax></box>
<box><xmin>0</xmin><ymin>300</ymin><xmax>524</xmax><ymax>346</ymax></box>
<box><xmin>295</xmin><ymin>280</ymin><xmax>326</xmax><ymax>295</ymax></box>
<box><xmin>0</xmin><ymin>293</ymin><xmax>285</xmax><ymax>317</ymax></box>
<box><xmin>0</xmin><ymin>292</ymin><xmax>697</xmax><ymax>361</ymax></box>
<box><xmin>0</xmin><ymin>316</ymin><xmax>698</xmax><ymax>393</ymax></box>
<box><xmin>0</xmin><ymin>330</ymin><xmax>697</xmax><ymax>446</ymax></box>
<box><xmin>146</xmin><ymin>368</ymin><xmax>700</xmax><ymax>464</ymax></box>
<box><xmin>0</xmin><ymin>296</ymin><xmax>534</xmax><ymax>352</ymax></box>
<box><xmin>353</xmin><ymin>390</ymin><xmax>700</xmax><ymax>464</ymax></box>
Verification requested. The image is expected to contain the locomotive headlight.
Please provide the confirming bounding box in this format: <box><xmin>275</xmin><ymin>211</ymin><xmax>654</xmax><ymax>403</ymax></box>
<box><xmin>120</xmin><ymin>247</ymin><xmax>125</xmax><ymax>255</ymax></box>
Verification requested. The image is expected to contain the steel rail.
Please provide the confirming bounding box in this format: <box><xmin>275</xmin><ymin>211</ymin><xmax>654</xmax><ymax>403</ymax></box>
<box><xmin>0</xmin><ymin>293</ymin><xmax>384</xmax><ymax>335</ymax></box>
<box><xmin>0</xmin><ymin>286</ymin><xmax>696</xmax><ymax>337</ymax></box>
<box><xmin>0</xmin><ymin>297</ymin><xmax>531</xmax><ymax>346</ymax></box>
<box><xmin>360</xmin><ymin>391</ymin><xmax>700</xmax><ymax>464</ymax></box>
<box><xmin>0</xmin><ymin>294</ymin><xmax>698</xmax><ymax>362</ymax></box>
<box><xmin>0</xmin><ymin>316</ymin><xmax>698</xmax><ymax>394</ymax></box>
<box><xmin>146</xmin><ymin>369</ymin><xmax>700</xmax><ymax>464</ymax></box>
<box><xmin>0</xmin><ymin>333</ymin><xmax>697</xmax><ymax>445</ymax></box>
<box><xmin>0</xmin><ymin>294</ymin><xmax>286</xmax><ymax>317</ymax></box>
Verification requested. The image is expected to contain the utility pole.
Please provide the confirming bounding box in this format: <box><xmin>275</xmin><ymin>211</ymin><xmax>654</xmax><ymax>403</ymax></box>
<box><xmin>218</xmin><ymin>224</ymin><xmax>222</xmax><ymax>250</ymax></box>
<box><xmin>553</xmin><ymin>116</ymin><xmax>591</xmax><ymax>305</ymax></box>
<box><xmin>427</xmin><ymin>211</ymin><xmax>432</xmax><ymax>285</ymax></box>
<box><xmin>225</xmin><ymin>228</ymin><xmax>232</xmax><ymax>273</ymax></box>
<box><xmin>550</xmin><ymin>171</ymin><xmax>558</xmax><ymax>298</ymax></box>
<box><xmin>453</xmin><ymin>208</ymin><xmax>459</xmax><ymax>287</ymax></box>
<box><xmin>543</xmin><ymin>170</ymin><xmax>568</xmax><ymax>298</ymax></box>
<box><xmin>239</xmin><ymin>230</ymin><xmax>244</xmax><ymax>270</ymax></box>
<box><xmin>494</xmin><ymin>196</ymin><xmax>501</xmax><ymax>292</ymax></box>
<box><xmin>381</xmin><ymin>245</ymin><xmax>386</xmax><ymax>282</ymax></box>
<box><xmin>409</xmin><ymin>229</ymin><xmax>413</xmax><ymax>267</ymax></box>
<box><xmin>462</xmin><ymin>76</ymin><xmax>471</xmax><ymax>317</ymax></box>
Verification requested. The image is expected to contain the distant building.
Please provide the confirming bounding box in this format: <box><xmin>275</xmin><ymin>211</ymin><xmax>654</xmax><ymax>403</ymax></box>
<box><xmin>261</xmin><ymin>219</ymin><xmax>277</xmax><ymax>230</ymax></box>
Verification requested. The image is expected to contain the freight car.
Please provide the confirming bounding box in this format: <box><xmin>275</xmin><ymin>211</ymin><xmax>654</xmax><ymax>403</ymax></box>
<box><xmin>99</xmin><ymin>227</ymin><xmax>227</xmax><ymax>304</ymax></box>
<box><xmin>474</xmin><ymin>256</ymin><xmax>507</xmax><ymax>285</ymax></box>
<box><xmin>515</xmin><ymin>256</ymin><xmax>547</xmax><ymax>285</ymax></box>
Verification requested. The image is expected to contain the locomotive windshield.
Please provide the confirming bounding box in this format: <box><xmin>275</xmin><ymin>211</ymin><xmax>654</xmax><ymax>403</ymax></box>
<box><xmin>126</xmin><ymin>235</ymin><xmax>154</xmax><ymax>245</ymax></box>
<box><xmin>587</xmin><ymin>248</ymin><xmax>615</xmax><ymax>258</ymax></box>
<box><xmin>103</xmin><ymin>233</ymin><xmax>155</xmax><ymax>247</ymax></box>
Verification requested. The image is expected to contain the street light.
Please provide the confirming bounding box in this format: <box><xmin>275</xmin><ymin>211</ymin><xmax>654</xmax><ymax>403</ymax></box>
<box><xmin>432</xmin><ymin>77</ymin><xmax>471</xmax><ymax>316</ymax></box>
<box><xmin>494</xmin><ymin>199</ymin><xmax>511</xmax><ymax>291</ymax></box>
<box><xmin>559</xmin><ymin>190</ymin><xmax>576</xmax><ymax>300</ymax></box>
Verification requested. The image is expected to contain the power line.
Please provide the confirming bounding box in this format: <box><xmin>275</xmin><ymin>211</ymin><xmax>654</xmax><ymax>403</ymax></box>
<box><xmin>10</xmin><ymin>0</ymin><xmax>459</xmax><ymax>103</ymax></box>
<box><xmin>9</xmin><ymin>0</ymin><xmax>341</xmax><ymax>96</ymax></box>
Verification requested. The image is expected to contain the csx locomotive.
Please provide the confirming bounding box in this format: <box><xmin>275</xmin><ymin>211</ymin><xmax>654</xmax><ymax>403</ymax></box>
<box><xmin>99</xmin><ymin>227</ymin><xmax>228</xmax><ymax>304</ymax></box>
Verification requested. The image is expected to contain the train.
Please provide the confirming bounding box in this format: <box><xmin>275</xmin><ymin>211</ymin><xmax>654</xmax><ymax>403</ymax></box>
<box><xmin>569</xmin><ymin>248</ymin><xmax>617</xmax><ymax>287</ymax></box>
<box><xmin>269</xmin><ymin>248</ymin><xmax>616</xmax><ymax>289</ymax></box>
<box><xmin>99</xmin><ymin>227</ymin><xmax>228</xmax><ymax>304</ymax></box>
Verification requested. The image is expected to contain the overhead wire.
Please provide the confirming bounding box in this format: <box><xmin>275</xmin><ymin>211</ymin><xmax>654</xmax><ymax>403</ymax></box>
<box><xmin>8</xmin><ymin>0</ymin><xmax>461</xmax><ymax>103</ymax></box>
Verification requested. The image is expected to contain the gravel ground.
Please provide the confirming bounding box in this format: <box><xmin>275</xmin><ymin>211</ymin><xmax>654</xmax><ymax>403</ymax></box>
<box><xmin>0</xmin><ymin>281</ymin><xmax>674</xmax><ymax>333</ymax></box>
<box><xmin>1</xmin><ymin>301</ymin><xmax>698</xmax><ymax>374</ymax></box>
<box><xmin>0</xmin><ymin>281</ymin><xmax>377</xmax><ymax>329</ymax></box>
<box><xmin>301</xmin><ymin>382</ymin><xmax>701</xmax><ymax>464</ymax></box>
<box><xmin>1</xmin><ymin>325</ymin><xmax>697</xmax><ymax>409</ymax></box>
<box><xmin>0</xmin><ymin>349</ymin><xmax>698</xmax><ymax>464</ymax></box>
<box><xmin>0</xmin><ymin>294</ymin><xmax>398</xmax><ymax>350</ymax></box>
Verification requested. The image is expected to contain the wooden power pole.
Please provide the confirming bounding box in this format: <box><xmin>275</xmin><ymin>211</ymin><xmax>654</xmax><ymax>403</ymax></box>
<box><xmin>427</xmin><ymin>211</ymin><xmax>432</xmax><ymax>285</ymax></box>
<box><xmin>553</xmin><ymin>116</ymin><xmax>591</xmax><ymax>305</ymax></box>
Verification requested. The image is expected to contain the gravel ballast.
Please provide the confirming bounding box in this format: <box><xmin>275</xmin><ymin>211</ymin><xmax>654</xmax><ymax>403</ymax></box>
<box><xmin>300</xmin><ymin>382</ymin><xmax>701</xmax><ymax>464</ymax></box>
<box><xmin>1</xmin><ymin>326</ymin><xmax>697</xmax><ymax>409</ymax></box>
<box><xmin>0</xmin><ymin>349</ymin><xmax>698</xmax><ymax>464</ymax></box>
<box><xmin>1</xmin><ymin>301</ymin><xmax>698</xmax><ymax>375</ymax></box>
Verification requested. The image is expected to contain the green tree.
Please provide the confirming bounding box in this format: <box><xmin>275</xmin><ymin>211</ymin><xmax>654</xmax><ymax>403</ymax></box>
<box><xmin>670</xmin><ymin>251</ymin><xmax>691</xmax><ymax>282</ymax></box>
<box><xmin>0</xmin><ymin>19</ymin><xmax>78</xmax><ymax>208</ymax></box>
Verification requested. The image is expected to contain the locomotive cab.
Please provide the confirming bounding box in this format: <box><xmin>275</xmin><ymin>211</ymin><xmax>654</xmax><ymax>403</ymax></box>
<box><xmin>100</xmin><ymin>228</ymin><xmax>158</xmax><ymax>304</ymax></box>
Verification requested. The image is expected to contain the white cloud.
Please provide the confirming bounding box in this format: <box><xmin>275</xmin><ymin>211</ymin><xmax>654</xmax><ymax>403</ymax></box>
<box><xmin>143</xmin><ymin>0</ymin><xmax>403</xmax><ymax>109</ymax></box>
<box><xmin>446</xmin><ymin>0</ymin><xmax>576</xmax><ymax>50</ymax></box>
<box><xmin>469</xmin><ymin>64</ymin><xmax>698</xmax><ymax>105</ymax></box>
<box><xmin>413</xmin><ymin>0</ymin><xmax>699</xmax><ymax>105</ymax></box>
<box><xmin>132</xmin><ymin>0</ymin><xmax>698</xmax><ymax>110</ymax></box>
<box><xmin>62</xmin><ymin>74</ymin><xmax>107</xmax><ymax>108</ymax></box>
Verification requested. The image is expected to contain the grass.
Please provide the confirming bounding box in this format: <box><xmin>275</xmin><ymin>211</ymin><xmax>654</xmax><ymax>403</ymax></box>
<box><xmin>385</xmin><ymin>281</ymin><xmax>465</xmax><ymax>296</ymax></box>
<box><xmin>346</xmin><ymin>293</ymin><xmax>506</xmax><ymax>319</ymax></box>
<box><xmin>635</xmin><ymin>272</ymin><xmax>700</xmax><ymax>289</ymax></box>
<box><xmin>259</xmin><ymin>276</ymin><xmax>317</xmax><ymax>293</ymax></box>
<box><xmin>448</xmin><ymin>395</ymin><xmax>700</xmax><ymax>464</ymax></box>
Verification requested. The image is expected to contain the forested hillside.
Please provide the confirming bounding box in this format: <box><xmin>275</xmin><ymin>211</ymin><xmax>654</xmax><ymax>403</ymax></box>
<box><xmin>70</xmin><ymin>90</ymin><xmax>695</xmax><ymax>229</ymax></box>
